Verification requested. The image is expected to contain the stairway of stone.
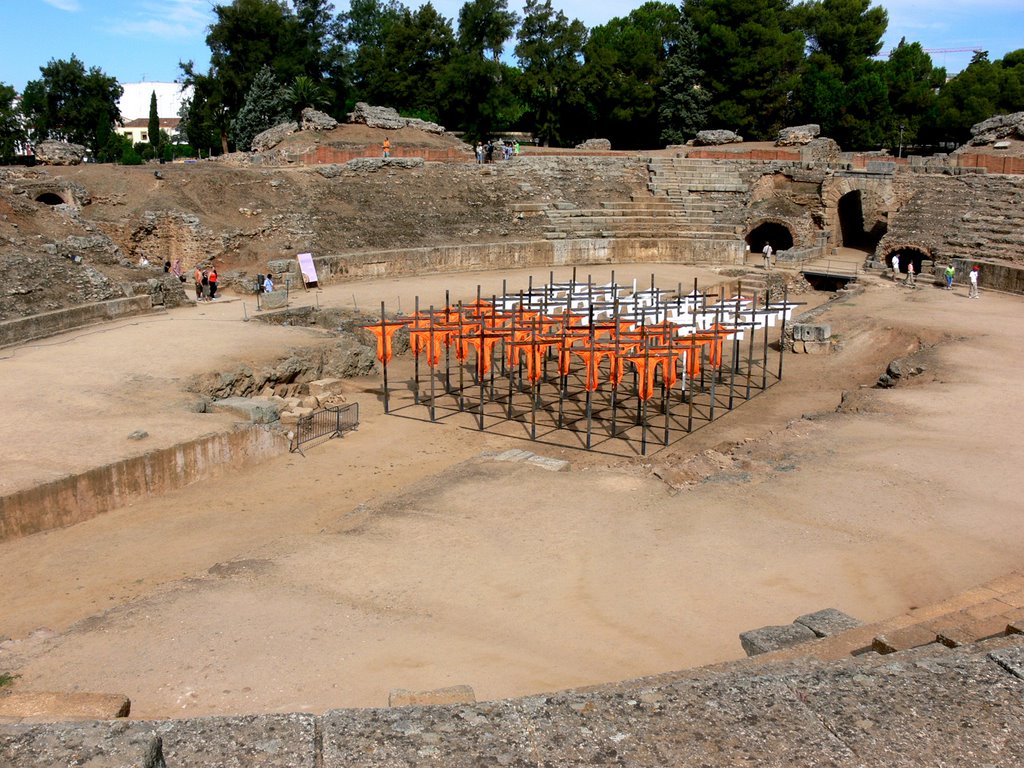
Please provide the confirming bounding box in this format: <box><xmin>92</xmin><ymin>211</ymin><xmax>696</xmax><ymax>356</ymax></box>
<box><xmin>730</xmin><ymin>569</ymin><xmax>1024</xmax><ymax>671</ymax></box>
<box><xmin>537</xmin><ymin>157</ymin><xmax>752</xmax><ymax>242</ymax></box>
<box><xmin>890</xmin><ymin>173</ymin><xmax>1024</xmax><ymax>262</ymax></box>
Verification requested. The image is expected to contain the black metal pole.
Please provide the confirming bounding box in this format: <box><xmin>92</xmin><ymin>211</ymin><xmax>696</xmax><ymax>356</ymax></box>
<box><xmin>380</xmin><ymin>301</ymin><xmax>390</xmax><ymax>414</ymax></box>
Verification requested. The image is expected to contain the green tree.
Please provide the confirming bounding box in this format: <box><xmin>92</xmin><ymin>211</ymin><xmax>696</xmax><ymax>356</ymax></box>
<box><xmin>19</xmin><ymin>55</ymin><xmax>123</xmax><ymax>156</ymax></box>
<box><xmin>883</xmin><ymin>39</ymin><xmax>945</xmax><ymax>150</ymax></box>
<box><xmin>685</xmin><ymin>0</ymin><xmax>805</xmax><ymax>139</ymax></box>
<box><xmin>372</xmin><ymin>3</ymin><xmax>455</xmax><ymax>116</ymax></box>
<box><xmin>283</xmin><ymin>75</ymin><xmax>329</xmax><ymax>124</ymax></box>
<box><xmin>580</xmin><ymin>2</ymin><xmax>686</xmax><ymax>149</ymax></box>
<box><xmin>0</xmin><ymin>82</ymin><xmax>26</xmax><ymax>162</ymax></box>
<box><xmin>658</xmin><ymin>21</ymin><xmax>711</xmax><ymax>144</ymax></box>
<box><xmin>790</xmin><ymin>0</ymin><xmax>888</xmax><ymax>149</ymax></box>
<box><xmin>935</xmin><ymin>49</ymin><xmax>1024</xmax><ymax>145</ymax></box>
<box><xmin>343</xmin><ymin>0</ymin><xmax>406</xmax><ymax>102</ymax></box>
<box><xmin>178</xmin><ymin>62</ymin><xmax>228</xmax><ymax>155</ymax></box>
<box><xmin>440</xmin><ymin>0</ymin><xmax>520</xmax><ymax>140</ymax></box>
<box><xmin>148</xmin><ymin>90</ymin><xmax>161</xmax><ymax>150</ymax></box>
<box><xmin>230</xmin><ymin>65</ymin><xmax>288</xmax><ymax>150</ymax></box>
<box><xmin>514</xmin><ymin>0</ymin><xmax>588</xmax><ymax>146</ymax></box>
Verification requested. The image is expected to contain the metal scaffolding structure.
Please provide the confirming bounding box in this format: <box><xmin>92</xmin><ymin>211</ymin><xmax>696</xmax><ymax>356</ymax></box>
<box><xmin>367</xmin><ymin>271</ymin><xmax>799</xmax><ymax>456</ymax></box>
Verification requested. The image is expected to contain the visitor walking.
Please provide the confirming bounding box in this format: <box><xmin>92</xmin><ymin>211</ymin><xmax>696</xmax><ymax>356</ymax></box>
<box><xmin>891</xmin><ymin>254</ymin><xmax>900</xmax><ymax>281</ymax></box>
<box><xmin>208</xmin><ymin>266</ymin><xmax>219</xmax><ymax>299</ymax></box>
<box><xmin>382</xmin><ymin>137</ymin><xmax>391</xmax><ymax>158</ymax></box>
<box><xmin>762</xmin><ymin>242</ymin><xmax>773</xmax><ymax>271</ymax></box>
<box><xmin>968</xmin><ymin>265</ymin><xmax>980</xmax><ymax>299</ymax></box>
<box><xmin>944</xmin><ymin>264</ymin><xmax>955</xmax><ymax>290</ymax></box>
<box><xmin>904</xmin><ymin>261</ymin><xmax>915</xmax><ymax>288</ymax></box>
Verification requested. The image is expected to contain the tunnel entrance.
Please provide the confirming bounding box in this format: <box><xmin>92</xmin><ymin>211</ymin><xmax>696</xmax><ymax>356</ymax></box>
<box><xmin>837</xmin><ymin>191</ymin><xmax>885</xmax><ymax>252</ymax></box>
<box><xmin>35</xmin><ymin>192</ymin><xmax>65</xmax><ymax>206</ymax></box>
<box><xmin>746</xmin><ymin>222</ymin><xmax>794</xmax><ymax>254</ymax></box>
<box><xmin>886</xmin><ymin>247</ymin><xmax>930</xmax><ymax>276</ymax></box>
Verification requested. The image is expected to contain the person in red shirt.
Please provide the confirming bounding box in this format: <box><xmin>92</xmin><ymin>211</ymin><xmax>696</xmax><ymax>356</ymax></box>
<box><xmin>208</xmin><ymin>266</ymin><xmax>219</xmax><ymax>299</ymax></box>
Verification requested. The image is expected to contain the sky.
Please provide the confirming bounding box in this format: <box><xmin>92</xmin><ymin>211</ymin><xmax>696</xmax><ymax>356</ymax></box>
<box><xmin>2</xmin><ymin>0</ymin><xmax>1021</xmax><ymax>100</ymax></box>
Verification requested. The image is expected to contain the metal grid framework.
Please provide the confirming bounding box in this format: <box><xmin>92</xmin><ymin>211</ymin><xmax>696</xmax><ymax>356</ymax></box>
<box><xmin>367</xmin><ymin>272</ymin><xmax>798</xmax><ymax>456</ymax></box>
<box><xmin>289</xmin><ymin>403</ymin><xmax>360</xmax><ymax>453</ymax></box>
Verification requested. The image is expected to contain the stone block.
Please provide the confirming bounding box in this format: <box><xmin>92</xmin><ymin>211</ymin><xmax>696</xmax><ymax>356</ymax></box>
<box><xmin>739</xmin><ymin>622</ymin><xmax>817</xmax><ymax>657</ymax></box>
<box><xmin>989</xmin><ymin>644</ymin><xmax>1024</xmax><ymax>679</ymax></box>
<box><xmin>388</xmin><ymin>685</ymin><xmax>476</xmax><ymax>707</ymax></box>
<box><xmin>871</xmin><ymin>624</ymin><xmax>939</xmax><ymax>654</ymax></box>
<box><xmin>211</xmin><ymin>397</ymin><xmax>280</xmax><ymax>424</ymax></box>
<box><xmin>0</xmin><ymin>691</ymin><xmax>131</xmax><ymax>721</ymax></box>
<box><xmin>803</xmin><ymin>340</ymin><xmax>831</xmax><ymax>355</ymax></box>
<box><xmin>260</xmin><ymin>290</ymin><xmax>288</xmax><ymax>310</ymax></box>
<box><xmin>932</xmin><ymin>613</ymin><xmax>1013</xmax><ymax>647</ymax></box>
<box><xmin>0</xmin><ymin>721</ymin><xmax>162</xmax><ymax>767</ymax></box>
<box><xmin>792</xmin><ymin>323</ymin><xmax>831</xmax><ymax>342</ymax></box>
<box><xmin>794</xmin><ymin>608</ymin><xmax>862</xmax><ymax>638</ymax></box>
<box><xmin>308</xmin><ymin>378</ymin><xmax>346</xmax><ymax>397</ymax></box>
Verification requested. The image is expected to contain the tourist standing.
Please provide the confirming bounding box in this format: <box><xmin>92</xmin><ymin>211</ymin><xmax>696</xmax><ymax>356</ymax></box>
<box><xmin>944</xmin><ymin>264</ymin><xmax>955</xmax><ymax>290</ymax></box>
<box><xmin>201</xmin><ymin>268</ymin><xmax>210</xmax><ymax>300</ymax></box>
<box><xmin>382</xmin><ymin>137</ymin><xmax>391</xmax><ymax>158</ymax></box>
<box><xmin>264</xmin><ymin>273</ymin><xmax>274</xmax><ymax>293</ymax></box>
<box><xmin>762</xmin><ymin>242</ymin><xmax>773</xmax><ymax>271</ymax></box>
<box><xmin>193</xmin><ymin>265</ymin><xmax>204</xmax><ymax>302</ymax></box>
<box><xmin>905</xmin><ymin>261</ymin><xmax>915</xmax><ymax>288</ymax></box>
<box><xmin>208</xmin><ymin>266</ymin><xmax>219</xmax><ymax>299</ymax></box>
<box><xmin>475</xmin><ymin>143</ymin><xmax>483</xmax><ymax>164</ymax></box>
<box><xmin>891</xmin><ymin>254</ymin><xmax>900</xmax><ymax>281</ymax></box>
<box><xmin>514</xmin><ymin>140</ymin><xmax>520</xmax><ymax>156</ymax></box>
<box><xmin>968</xmin><ymin>265</ymin><xmax>980</xmax><ymax>299</ymax></box>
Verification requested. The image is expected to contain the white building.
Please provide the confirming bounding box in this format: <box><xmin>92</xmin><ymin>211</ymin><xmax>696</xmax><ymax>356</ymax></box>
<box><xmin>117</xmin><ymin>82</ymin><xmax>193</xmax><ymax>142</ymax></box>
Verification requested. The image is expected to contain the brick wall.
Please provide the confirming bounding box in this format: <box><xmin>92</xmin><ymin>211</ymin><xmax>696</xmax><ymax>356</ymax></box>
<box><xmin>955</xmin><ymin>153</ymin><xmax>1024</xmax><ymax>175</ymax></box>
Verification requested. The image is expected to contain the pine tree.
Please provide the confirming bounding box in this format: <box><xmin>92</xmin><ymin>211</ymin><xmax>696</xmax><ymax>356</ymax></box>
<box><xmin>230</xmin><ymin>65</ymin><xmax>288</xmax><ymax>151</ymax></box>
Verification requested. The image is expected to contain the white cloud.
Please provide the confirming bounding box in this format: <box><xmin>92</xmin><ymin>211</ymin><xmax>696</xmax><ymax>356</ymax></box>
<box><xmin>42</xmin><ymin>0</ymin><xmax>81</xmax><ymax>11</ymax></box>
<box><xmin>108</xmin><ymin>0</ymin><xmax>212</xmax><ymax>40</ymax></box>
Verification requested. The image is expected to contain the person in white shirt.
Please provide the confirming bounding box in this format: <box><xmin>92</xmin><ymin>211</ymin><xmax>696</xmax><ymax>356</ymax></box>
<box><xmin>761</xmin><ymin>242</ymin><xmax>773</xmax><ymax>271</ymax></box>
<box><xmin>968</xmin><ymin>265</ymin><xmax>980</xmax><ymax>299</ymax></box>
<box><xmin>891</xmin><ymin>253</ymin><xmax>900</xmax><ymax>281</ymax></box>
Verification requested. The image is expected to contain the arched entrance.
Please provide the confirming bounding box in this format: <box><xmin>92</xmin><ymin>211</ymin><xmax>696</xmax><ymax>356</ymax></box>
<box><xmin>837</xmin><ymin>191</ymin><xmax>885</xmax><ymax>252</ymax></box>
<box><xmin>745</xmin><ymin>221</ymin><xmax>794</xmax><ymax>254</ymax></box>
<box><xmin>35</xmin><ymin>192</ymin><xmax>65</xmax><ymax>206</ymax></box>
<box><xmin>885</xmin><ymin>245</ymin><xmax>930</xmax><ymax>275</ymax></box>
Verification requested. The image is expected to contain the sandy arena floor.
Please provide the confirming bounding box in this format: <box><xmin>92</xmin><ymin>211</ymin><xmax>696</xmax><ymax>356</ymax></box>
<box><xmin>1</xmin><ymin>264</ymin><xmax>1022</xmax><ymax>719</ymax></box>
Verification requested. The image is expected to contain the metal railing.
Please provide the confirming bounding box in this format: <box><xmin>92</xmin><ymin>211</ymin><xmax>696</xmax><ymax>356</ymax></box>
<box><xmin>289</xmin><ymin>403</ymin><xmax>359</xmax><ymax>453</ymax></box>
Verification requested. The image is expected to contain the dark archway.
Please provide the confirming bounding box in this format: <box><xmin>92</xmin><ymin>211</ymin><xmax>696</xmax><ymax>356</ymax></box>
<box><xmin>35</xmin><ymin>192</ymin><xmax>65</xmax><ymax>206</ymax></box>
<box><xmin>837</xmin><ymin>190</ymin><xmax>885</xmax><ymax>251</ymax></box>
<box><xmin>746</xmin><ymin>222</ymin><xmax>793</xmax><ymax>254</ymax></box>
<box><xmin>887</xmin><ymin>246</ymin><xmax>929</xmax><ymax>275</ymax></box>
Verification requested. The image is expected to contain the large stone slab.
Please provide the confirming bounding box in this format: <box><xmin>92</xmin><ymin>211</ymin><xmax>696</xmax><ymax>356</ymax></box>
<box><xmin>739</xmin><ymin>622</ymin><xmax>817</xmax><ymax>656</ymax></box>
<box><xmin>0</xmin><ymin>721</ymin><xmax>163</xmax><ymax>768</ymax></box>
<box><xmin>211</xmin><ymin>396</ymin><xmax>280</xmax><ymax>424</ymax></box>
<box><xmin>794</xmin><ymin>608</ymin><xmax>862</xmax><ymax>638</ymax></box>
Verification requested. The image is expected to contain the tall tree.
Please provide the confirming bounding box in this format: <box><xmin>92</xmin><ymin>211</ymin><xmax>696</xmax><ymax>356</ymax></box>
<box><xmin>658</xmin><ymin>20</ymin><xmax>710</xmax><ymax>144</ymax></box>
<box><xmin>883</xmin><ymin>39</ymin><xmax>945</xmax><ymax>150</ymax></box>
<box><xmin>0</xmin><ymin>83</ymin><xmax>27</xmax><ymax>162</ymax></box>
<box><xmin>514</xmin><ymin>0</ymin><xmax>587</xmax><ymax>146</ymax></box>
<box><xmin>344</xmin><ymin>0</ymin><xmax>406</xmax><ymax>102</ymax></box>
<box><xmin>372</xmin><ymin>3</ymin><xmax>455</xmax><ymax>117</ymax></box>
<box><xmin>790</xmin><ymin>0</ymin><xmax>888</xmax><ymax>149</ymax></box>
<box><xmin>230</xmin><ymin>65</ymin><xmax>288</xmax><ymax>150</ymax></box>
<box><xmin>148</xmin><ymin>90</ymin><xmax>161</xmax><ymax>149</ymax></box>
<box><xmin>458</xmin><ymin>0</ymin><xmax>517</xmax><ymax>61</ymax></box>
<box><xmin>18</xmin><ymin>55</ymin><xmax>122</xmax><ymax>156</ymax></box>
<box><xmin>440</xmin><ymin>0</ymin><xmax>520</xmax><ymax>140</ymax></box>
<box><xmin>580</xmin><ymin>1</ymin><xmax>686</xmax><ymax>149</ymax></box>
<box><xmin>935</xmin><ymin>49</ymin><xmax>1024</xmax><ymax>145</ymax></box>
<box><xmin>685</xmin><ymin>0</ymin><xmax>804</xmax><ymax>139</ymax></box>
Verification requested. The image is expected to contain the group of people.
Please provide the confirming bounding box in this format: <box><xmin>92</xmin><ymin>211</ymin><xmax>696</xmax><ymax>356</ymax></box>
<box><xmin>892</xmin><ymin>255</ymin><xmax>980</xmax><ymax>298</ymax></box>
<box><xmin>193</xmin><ymin>264</ymin><xmax>219</xmax><ymax>301</ymax></box>
<box><xmin>475</xmin><ymin>139</ymin><xmax>520</xmax><ymax>164</ymax></box>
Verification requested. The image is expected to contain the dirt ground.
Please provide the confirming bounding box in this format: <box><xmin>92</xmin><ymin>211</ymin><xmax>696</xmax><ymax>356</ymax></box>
<box><xmin>1</xmin><ymin>264</ymin><xmax>1023</xmax><ymax>719</ymax></box>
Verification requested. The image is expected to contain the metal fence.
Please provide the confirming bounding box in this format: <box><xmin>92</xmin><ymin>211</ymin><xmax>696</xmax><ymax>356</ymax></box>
<box><xmin>289</xmin><ymin>403</ymin><xmax>359</xmax><ymax>452</ymax></box>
